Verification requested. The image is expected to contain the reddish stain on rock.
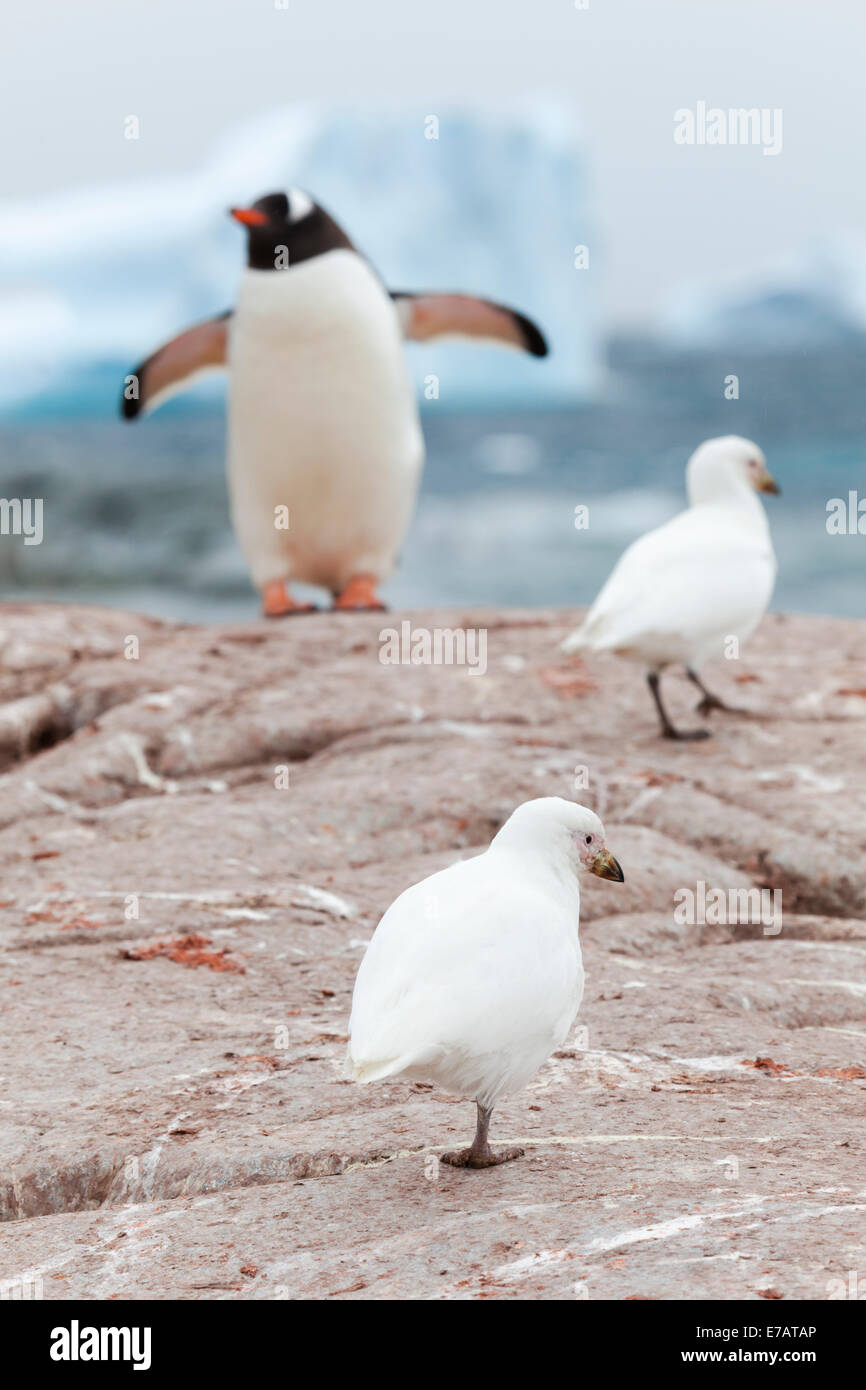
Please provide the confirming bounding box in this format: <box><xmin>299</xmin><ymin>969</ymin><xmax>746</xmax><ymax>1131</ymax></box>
<box><xmin>744</xmin><ymin>1056</ymin><xmax>788</xmax><ymax>1074</ymax></box>
<box><xmin>538</xmin><ymin>666</ymin><xmax>598</xmax><ymax>698</ymax></box>
<box><xmin>121</xmin><ymin>932</ymin><xmax>245</xmax><ymax>973</ymax></box>
<box><xmin>60</xmin><ymin>916</ymin><xmax>103</xmax><ymax>932</ymax></box>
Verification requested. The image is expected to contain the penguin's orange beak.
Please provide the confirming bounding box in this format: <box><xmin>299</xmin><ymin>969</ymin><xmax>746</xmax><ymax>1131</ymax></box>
<box><xmin>230</xmin><ymin>207</ymin><xmax>269</xmax><ymax>227</ymax></box>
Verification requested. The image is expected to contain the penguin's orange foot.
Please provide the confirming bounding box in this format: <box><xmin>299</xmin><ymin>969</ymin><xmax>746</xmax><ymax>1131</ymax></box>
<box><xmin>333</xmin><ymin>574</ymin><xmax>388</xmax><ymax>612</ymax></box>
<box><xmin>262</xmin><ymin>580</ymin><xmax>317</xmax><ymax>618</ymax></box>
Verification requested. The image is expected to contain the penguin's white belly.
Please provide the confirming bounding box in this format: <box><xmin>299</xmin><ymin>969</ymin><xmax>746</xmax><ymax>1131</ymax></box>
<box><xmin>227</xmin><ymin>251</ymin><xmax>424</xmax><ymax>592</ymax></box>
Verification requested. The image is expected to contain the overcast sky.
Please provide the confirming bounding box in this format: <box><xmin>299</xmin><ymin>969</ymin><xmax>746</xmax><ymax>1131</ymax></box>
<box><xmin>5</xmin><ymin>0</ymin><xmax>866</xmax><ymax>326</ymax></box>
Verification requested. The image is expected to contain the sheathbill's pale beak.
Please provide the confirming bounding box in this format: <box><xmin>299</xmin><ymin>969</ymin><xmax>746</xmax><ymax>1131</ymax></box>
<box><xmin>590</xmin><ymin>849</ymin><xmax>625</xmax><ymax>882</ymax></box>
<box><xmin>756</xmin><ymin>469</ymin><xmax>780</xmax><ymax>495</ymax></box>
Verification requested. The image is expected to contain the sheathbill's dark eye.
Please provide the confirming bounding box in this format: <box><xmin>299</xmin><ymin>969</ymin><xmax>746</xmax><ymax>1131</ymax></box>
<box><xmin>585</xmin><ymin>834</ymin><xmax>592</xmax><ymax>845</ymax></box>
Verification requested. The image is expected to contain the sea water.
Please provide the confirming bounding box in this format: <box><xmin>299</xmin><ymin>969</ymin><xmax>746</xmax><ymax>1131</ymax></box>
<box><xmin>0</xmin><ymin>361</ymin><xmax>863</xmax><ymax>620</ymax></box>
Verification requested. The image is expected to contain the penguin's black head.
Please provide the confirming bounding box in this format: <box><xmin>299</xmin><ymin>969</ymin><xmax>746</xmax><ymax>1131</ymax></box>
<box><xmin>229</xmin><ymin>190</ymin><xmax>353</xmax><ymax>271</ymax></box>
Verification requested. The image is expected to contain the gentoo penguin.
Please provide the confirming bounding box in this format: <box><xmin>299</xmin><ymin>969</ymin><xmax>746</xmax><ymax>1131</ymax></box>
<box><xmin>121</xmin><ymin>190</ymin><xmax>548</xmax><ymax>615</ymax></box>
<box><xmin>561</xmin><ymin>436</ymin><xmax>779</xmax><ymax>740</ymax></box>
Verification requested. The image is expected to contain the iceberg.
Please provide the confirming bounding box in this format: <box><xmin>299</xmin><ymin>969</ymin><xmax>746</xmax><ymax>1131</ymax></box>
<box><xmin>658</xmin><ymin>236</ymin><xmax>866</xmax><ymax>351</ymax></box>
<box><xmin>0</xmin><ymin>102</ymin><xmax>595</xmax><ymax>418</ymax></box>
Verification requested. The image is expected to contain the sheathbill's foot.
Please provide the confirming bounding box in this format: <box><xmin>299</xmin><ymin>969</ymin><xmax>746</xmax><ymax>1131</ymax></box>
<box><xmin>686</xmin><ymin>667</ymin><xmax>746</xmax><ymax>717</ymax></box>
<box><xmin>664</xmin><ymin>723</ymin><xmax>712</xmax><ymax>741</ymax></box>
<box><xmin>440</xmin><ymin>1143</ymin><xmax>524</xmax><ymax>1169</ymax></box>
<box><xmin>647</xmin><ymin>671</ymin><xmax>712</xmax><ymax>741</ymax></box>
<box><xmin>439</xmin><ymin>1102</ymin><xmax>522</xmax><ymax>1169</ymax></box>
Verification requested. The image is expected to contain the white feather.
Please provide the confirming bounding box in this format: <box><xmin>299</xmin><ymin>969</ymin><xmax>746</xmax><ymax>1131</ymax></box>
<box><xmin>346</xmin><ymin>798</ymin><xmax>607</xmax><ymax>1111</ymax></box>
<box><xmin>562</xmin><ymin>436</ymin><xmax>777</xmax><ymax>670</ymax></box>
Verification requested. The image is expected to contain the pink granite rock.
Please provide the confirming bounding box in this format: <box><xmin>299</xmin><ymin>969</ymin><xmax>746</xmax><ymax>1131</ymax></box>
<box><xmin>0</xmin><ymin>602</ymin><xmax>864</xmax><ymax>1300</ymax></box>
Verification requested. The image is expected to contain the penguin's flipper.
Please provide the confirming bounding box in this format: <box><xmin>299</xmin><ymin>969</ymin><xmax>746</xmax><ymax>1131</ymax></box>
<box><xmin>121</xmin><ymin>311</ymin><xmax>232</xmax><ymax>420</ymax></box>
<box><xmin>390</xmin><ymin>292</ymin><xmax>548</xmax><ymax>357</ymax></box>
